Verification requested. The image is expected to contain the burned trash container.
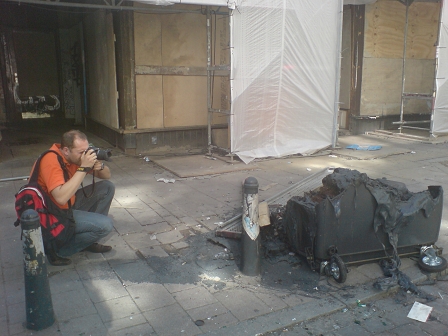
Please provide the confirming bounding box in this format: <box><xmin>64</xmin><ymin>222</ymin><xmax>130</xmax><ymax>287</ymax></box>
<box><xmin>284</xmin><ymin>168</ymin><xmax>443</xmax><ymax>283</ymax></box>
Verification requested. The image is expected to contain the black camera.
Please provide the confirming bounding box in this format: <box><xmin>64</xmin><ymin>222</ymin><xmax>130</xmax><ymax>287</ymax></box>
<box><xmin>86</xmin><ymin>146</ymin><xmax>112</xmax><ymax>161</ymax></box>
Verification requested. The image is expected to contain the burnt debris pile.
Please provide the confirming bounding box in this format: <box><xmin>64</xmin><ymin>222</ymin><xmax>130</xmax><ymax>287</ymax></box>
<box><xmin>261</xmin><ymin>168</ymin><xmax>443</xmax><ymax>291</ymax></box>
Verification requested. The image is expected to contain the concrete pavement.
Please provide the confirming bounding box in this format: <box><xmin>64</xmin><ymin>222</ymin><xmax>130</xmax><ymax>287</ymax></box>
<box><xmin>1</xmin><ymin>127</ymin><xmax>448</xmax><ymax>336</ymax></box>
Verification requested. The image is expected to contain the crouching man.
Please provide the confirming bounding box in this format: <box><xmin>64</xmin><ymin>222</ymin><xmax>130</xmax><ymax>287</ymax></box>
<box><xmin>35</xmin><ymin>130</ymin><xmax>115</xmax><ymax>265</ymax></box>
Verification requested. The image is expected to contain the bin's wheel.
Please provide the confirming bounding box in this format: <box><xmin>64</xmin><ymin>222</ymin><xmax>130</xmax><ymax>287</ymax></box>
<box><xmin>327</xmin><ymin>245</ymin><xmax>338</xmax><ymax>256</ymax></box>
<box><xmin>329</xmin><ymin>254</ymin><xmax>347</xmax><ymax>283</ymax></box>
<box><xmin>417</xmin><ymin>254</ymin><xmax>447</xmax><ymax>273</ymax></box>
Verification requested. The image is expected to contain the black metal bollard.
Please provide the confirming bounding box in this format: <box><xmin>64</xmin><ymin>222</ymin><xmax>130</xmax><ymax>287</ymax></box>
<box><xmin>21</xmin><ymin>209</ymin><xmax>55</xmax><ymax>330</ymax></box>
<box><xmin>241</xmin><ymin>177</ymin><xmax>261</xmax><ymax>276</ymax></box>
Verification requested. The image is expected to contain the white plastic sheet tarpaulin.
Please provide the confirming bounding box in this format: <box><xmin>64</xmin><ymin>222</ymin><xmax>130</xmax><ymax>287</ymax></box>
<box><xmin>230</xmin><ymin>0</ymin><xmax>343</xmax><ymax>164</ymax></box>
<box><xmin>433</xmin><ymin>0</ymin><xmax>448</xmax><ymax>135</ymax></box>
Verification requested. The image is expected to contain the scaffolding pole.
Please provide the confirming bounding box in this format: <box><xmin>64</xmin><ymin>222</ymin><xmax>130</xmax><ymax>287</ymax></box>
<box><xmin>430</xmin><ymin>0</ymin><xmax>445</xmax><ymax>137</ymax></box>
<box><xmin>206</xmin><ymin>6</ymin><xmax>231</xmax><ymax>157</ymax></box>
<box><xmin>207</xmin><ymin>7</ymin><xmax>212</xmax><ymax>155</ymax></box>
<box><xmin>394</xmin><ymin>0</ymin><xmax>436</xmax><ymax>134</ymax></box>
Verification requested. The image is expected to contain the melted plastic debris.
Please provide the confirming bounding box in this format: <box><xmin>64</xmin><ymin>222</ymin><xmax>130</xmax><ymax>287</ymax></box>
<box><xmin>374</xmin><ymin>259</ymin><xmax>436</xmax><ymax>301</ymax></box>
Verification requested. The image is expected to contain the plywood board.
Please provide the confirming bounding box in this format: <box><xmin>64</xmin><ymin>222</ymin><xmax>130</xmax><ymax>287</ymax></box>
<box><xmin>84</xmin><ymin>11</ymin><xmax>118</xmax><ymax>128</ymax></box>
<box><xmin>215</xmin><ymin>15</ymin><xmax>230</xmax><ymax>65</ymax></box>
<box><xmin>361</xmin><ymin>58</ymin><xmax>403</xmax><ymax>116</ymax></box>
<box><xmin>362</xmin><ymin>1</ymin><xmax>439</xmax><ymax>117</ymax></box>
<box><xmin>365</xmin><ymin>0</ymin><xmax>439</xmax><ymax>60</ymax></box>
<box><xmin>402</xmin><ymin>99</ymin><xmax>432</xmax><ymax>115</ymax></box>
<box><xmin>162</xmin><ymin>13</ymin><xmax>206</xmax><ymax>67</ymax></box>
<box><xmin>403</xmin><ymin>59</ymin><xmax>435</xmax><ymax>94</ymax></box>
<box><xmin>212</xmin><ymin>128</ymin><xmax>229</xmax><ymax>149</ymax></box>
<box><xmin>163</xmin><ymin>76</ymin><xmax>207</xmax><ymax>127</ymax></box>
<box><xmin>136</xmin><ymin>75</ymin><xmax>164</xmax><ymax>128</ymax></box>
<box><xmin>361</xmin><ymin>57</ymin><xmax>434</xmax><ymax>116</ymax></box>
<box><xmin>406</xmin><ymin>2</ymin><xmax>440</xmax><ymax>60</ymax></box>
<box><xmin>365</xmin><ymin>0</ymin><xmax>405</xmax><ymax>59</ymax></box>
<box><xmin>133</xmin><ymin>5</ymin><xmax>230</xmax><ymax>130</ymax></box>
<box><xmin>134</xmin><ymin>13</ymin><xmax>162</xmax><ymax>66</ymax></box>
<box><xmin>211</xmin><ymin>75</ymin><xmax>229</xmax><ymax>125</ymax></box>
<box><xmin>151</xmin><ymin>154</ymin><xmax>255</xmax><ymax>178</ymax></box>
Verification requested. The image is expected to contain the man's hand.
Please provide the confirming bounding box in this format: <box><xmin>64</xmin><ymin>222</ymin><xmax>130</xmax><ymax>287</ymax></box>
<box><xmin>93</xmin><ymin>160</ymin><xmax>111</xmax><ymax>179</ymax></box>
<box><xmin>92</xmin><ymin>160</ymin><xmax>103</xmax><ymax>171</ymax></box>
<box><xmin>81</xmin><ymin>149</ymin><xmax>97</xmax><ymax>168</ymax></box>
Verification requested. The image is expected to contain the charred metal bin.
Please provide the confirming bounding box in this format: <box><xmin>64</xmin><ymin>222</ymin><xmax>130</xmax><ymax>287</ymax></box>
<box><xmin>284</xmin><ymin>168</ymin><xmax>443</xmax><ymax>283</ymax></box>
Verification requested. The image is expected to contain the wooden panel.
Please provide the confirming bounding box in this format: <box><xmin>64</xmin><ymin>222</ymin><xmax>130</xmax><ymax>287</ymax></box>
<box><xmin>135</xmin><ymin>65</ymin><xmax>229</xmax><ymax>76</ymax></box>
<box><xmin>214</xmin><ymin>14</ymin><xmax>230</xmax><ymax>66</ymax></box>
<box><xmin>365</xmin><ymin>0</ymin><xmax>439</xmax><ymax>60</ymax></box>
<box><xmin>136</xmin><ymin>75</ymin><xmax>163</xmax><ymax>129</ymax></box>
<box><xmin>406</xmin><ymin>2</ymin><xmax>439</xmax><ymax>60</ymax></box>
<box><xmin>115</xmin><ymin>11</ymin><xmax>137</xmax><ymax>130</ymax></box>
<box><xmin>361</xmin><ymin>57</ymin><xmax>435</xmax><ymax>116</ymax></box>
<box><xmin>162</xmin><ymin>13</ymin><xmax>206</xmax><ymax>67</ymax></box>
<box><xmin>84</xmin><ymin>11</ymin><xmax>118</xmax><ymax>128</ymax></box>
<box><xmin>404</xmin><ymin>59</ymin><xmax>435</xmax><ymax>94</ymax></box>
<box><xmin>211</xmin><ymin>74</ymin><xmax>229</xmax><ymax>124</ymax></box>
<box><xmin>212</xmin><ymin>128</ymin><xmax>229</xmax><ymax>149</ymax></box>
<box><xmin>365</xmin><ymin>0</ymin><xmax>406</xmax><ymax>59</ymax></box>
<box><xmin>402</xmin><ymin>99</ymin><xmax>432</xmax><ymax>115</ymax></box>
<box><xmin>134</xmin><ymin>13</ymin><xmax>162</xmax><ymax>66</ymax></box>
<box><xmin>361</xmin><ymin>1</ymin><xmax>439</xmax><ymax>117</ymax></box>
<box><xmin>163</xmin><ymin>76</ymin><xmax>207</xmax><ymax>127</ymax></box>
<box><xmin>360</xmin><ymin>58</ymin><xmax>403</xmax><ymax>116</ymax></box>
<box><xmin>133</xmin><ymin>5</ymin><xmax>230</xmax><ymax>130</ymax></box>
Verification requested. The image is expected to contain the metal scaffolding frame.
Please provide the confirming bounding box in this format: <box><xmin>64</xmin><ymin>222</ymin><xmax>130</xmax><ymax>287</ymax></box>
<box><xmin>393</xmin><ymin>0</ymin><xmax>441</xmax><ymax>135</ymax></box>
<box><xmin>206</xmin><ymin>7</ymin><xmax>232</xmax><ymax>157</ymax></box>
<box><xmin>2</xmin><ymin>0</ymin><xmax>226</xmax><ymax>14</ymax></box>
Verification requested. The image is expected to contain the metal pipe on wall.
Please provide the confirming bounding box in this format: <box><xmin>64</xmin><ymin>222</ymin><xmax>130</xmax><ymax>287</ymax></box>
<box><xmin>332</xmin><ymin>0</ymin><xmax>344</xmax><ymax>148</ymax></box>
<box><xmin>3</xmin><ymin>0</ymin><xmax>230</xmax><ymax>14</ymax></box>
<box><xmin>399</xmin><ymin>1</ymin><xmax>410</xmax><ymax>133</ymax></box>
<box><xmin>206</xmin><ymin>7</ymin><xmax>212</xmax><ymax>155</ymax></box>
<box><xmin>430</xmin><ymin>0</ymin><xmax>445</xmax><ymax>137</ymax></box>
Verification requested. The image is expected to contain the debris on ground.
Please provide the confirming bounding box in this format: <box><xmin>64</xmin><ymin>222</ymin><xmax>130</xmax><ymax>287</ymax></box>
<box><xmin>346</xmin><ymin>144</ymin><xmax>382</xmax><ymax>150</ymax></box>
<box><xmin>407</xmin><ymin>301</ymin><xmax>433</xmax><ymax>322</ymax></box>
<box><xmin>374</xmin><ymin>259</ymin><xmax>436</xmax><ymax>301</ymax></box>
<box><xmin>157</xmin><ymin>178</ymin><xmax>175</xmax><ymax>183</ymax></box>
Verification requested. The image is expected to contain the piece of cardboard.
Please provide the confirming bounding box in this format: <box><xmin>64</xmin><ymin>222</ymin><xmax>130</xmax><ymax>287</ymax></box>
<box><xmin>407</xmin><ymin>301</ymin><xmax>433</xmax><ymax>322</ymax></box>
<box><xmin>259</xmin><ymin>201</ymin><xmax>271</xmax><ymax>227</ymax></box>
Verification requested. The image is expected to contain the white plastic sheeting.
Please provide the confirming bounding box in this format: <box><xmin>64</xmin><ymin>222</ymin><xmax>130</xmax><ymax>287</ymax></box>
<box><xmin>134</xmin><ymin>0</ymin><xmax>234</xmax><ymax>6</ymax></box>
<box><xmin>343</xmin><ymin>0</ymin><xmax>376</xmax><ymax>4</ymax></box>
<box><xmin>433</xmin><ymin>0</ymin><xmax>448</xmax><ymax>135</ymax></box>
<box><xmin>230</xmin><ymin>0</ymin><xmax>343</xmax><ymax>163</ymax></box>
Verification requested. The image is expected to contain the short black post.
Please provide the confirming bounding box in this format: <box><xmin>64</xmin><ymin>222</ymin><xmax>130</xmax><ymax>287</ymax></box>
<box><xmin>21</xmin><ymin>209</ymin><xmax>55</xmax><ymax>330</ymax></box>
<box><xmin>241</xmin><ymin>177</ymin><xmax>261</xmax><ymax>276</ymax></box>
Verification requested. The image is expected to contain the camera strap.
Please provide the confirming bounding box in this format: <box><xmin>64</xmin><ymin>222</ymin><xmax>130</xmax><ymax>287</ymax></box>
<box><xmin>81</xmin><ymin>172</ymin><xmax>96</xmax><ymax>199</ymax></box>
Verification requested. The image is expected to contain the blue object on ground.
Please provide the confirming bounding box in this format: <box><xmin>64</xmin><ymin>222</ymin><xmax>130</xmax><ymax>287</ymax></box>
<box><xmin>346</xmin><ymin>144</ymin><xmax>382</xmax><ymax>151</ymax></box>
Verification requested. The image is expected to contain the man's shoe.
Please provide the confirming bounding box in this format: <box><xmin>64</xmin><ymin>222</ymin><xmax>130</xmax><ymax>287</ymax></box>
<box><xmin>46</xmin><ymin>250</ymin><xmax>72</xmax><ymax>266</ymax></box>
<box><xmin>82</xmin><ymin>243</ymin><xmax>112</xmax><ymax>253</ymax></box>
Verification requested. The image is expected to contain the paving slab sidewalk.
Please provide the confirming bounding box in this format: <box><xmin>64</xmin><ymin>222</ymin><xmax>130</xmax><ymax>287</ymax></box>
<box><xmin>1</xmin><ymin>130</ymin><xmax>448</xmax><ymax>336</ymax></box>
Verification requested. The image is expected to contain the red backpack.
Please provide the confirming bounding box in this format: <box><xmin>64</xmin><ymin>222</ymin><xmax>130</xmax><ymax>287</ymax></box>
<box><xmin>14</xmin><ymin>150</ymin><xmax>76</xmax><ymax>250</ymax></box>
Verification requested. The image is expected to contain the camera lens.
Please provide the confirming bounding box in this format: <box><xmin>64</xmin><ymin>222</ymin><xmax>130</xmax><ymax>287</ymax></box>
<box><xmin>97</xmin><ymin>149</ymin><xmax>112</xmax><ymax>161</ymax></box>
